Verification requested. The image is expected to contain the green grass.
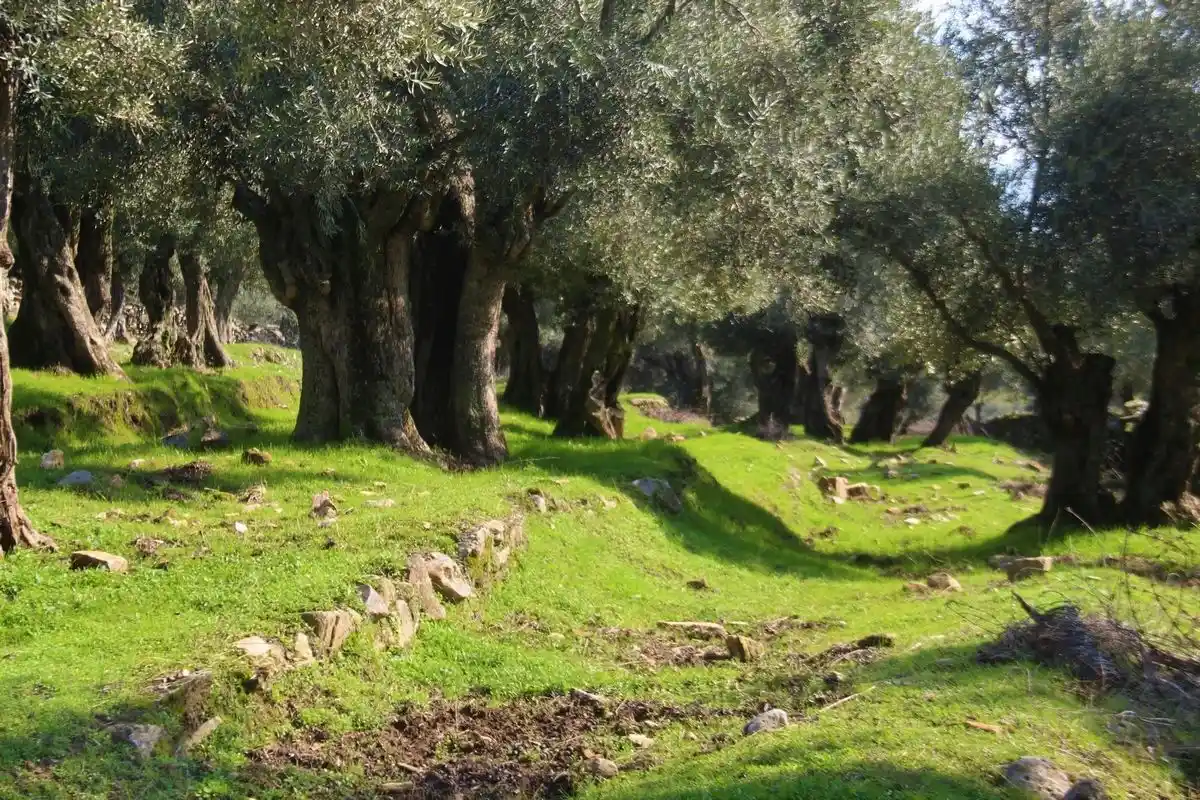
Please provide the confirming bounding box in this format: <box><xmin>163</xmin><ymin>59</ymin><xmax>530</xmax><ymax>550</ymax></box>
<box><xmin>0</xmin><ymin>346</ymin><xmax>1191</xmax><ymax>798</ymax></box>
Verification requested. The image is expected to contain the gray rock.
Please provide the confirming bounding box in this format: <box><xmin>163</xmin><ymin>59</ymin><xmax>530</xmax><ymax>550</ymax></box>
<box><xmin>69</xmin><ymin>550</ymin><xmax>128</xmax><ymax>573</ymax></box>
<box><xmin>743</xmin><ymin>708</ymin><xmax>789</xmax><ymax>736</ymax></box>
<box><xmin>234</xmin><ymin>636</ymin><xmax>288</xmax><ymax>672</ymax></box>
<box><xmin>391</xmin><ymin>599</ymin><xmax>419</xmax><ymax>648</ymax></box>
<box><xmin>57</xmin><ymin>470</ymin><xmax>94</xmax><ymax>487</ymax></box>
<box><xmin>530</xmin><ymin>491</ymin><xmax>548</xmax><ymax>513</ymax></box>
<box><xmin>817</xmin><ymin>475</ymin><xmax>850</xmax><ymax>500</ymax></box>
<box><xmin>310</xmin><ymin>491</ymin><xmax>337</xmax><ymax>520</ymax></box>
<box><xmin>363</xmin><ymin>498</ymin><xmax>396</xmax><ymax>509</ymax></box>
<box><xmin>403</xmin><ymin>559</ymin><xmax>446</xmax><ymax>621</ymax></box>
<box><xmin>291</xmin><ymin>632</ymin><xmax>315</xmax><ymax>665</ymax></box>
<box><xmin>632</xmin><ymin>478</ymin><xmax>683</xmax><ymax>513</ymax></box>
<box><xmin>174</xmin><ymin>717</ymin><xmax>221</xmax><ymax>755</ymax></box>
<box><xmin>422</xmin><ymin>552</ymin><xmax>474</xmax><ymax>601</ymax></box>
<box><xmin>726</xmin><ymin>635</ymin><xmax>765</xmax><ymax>662</ymax></box>
<box><xmin>109</xmin><ymin>723</ymin><xmax>166</xmax><ymax>760</ymax></box>
<box><xmin>40</xmin><ymin>450</ymin><xmax>64</xmax><ymax>470</ymax></box>
<box><xmin>926</xmin><ymin>572</ymin><xmax>962</xmax><ymax>592</ymax></box>
<box><xmin>358</xmin><ymin>583</ymin><xmax>392</xmax><ymax>618</ymax></box>
<box><xmin>583</xmin><ymin>756</ymin><xmax>619</xmax><ymax>779</ymax></box>
<box><xmin>627</xmin><ymin>733</ymin><xmax>654</xmax><ymax>748</ymax></box>
<box><xmin>1064</xmin><ymin>778</ymin><xmax>1108</xmax><ymax>800</ymax></box>
<box><xmin>1002</xmin><ymin>757</ymin><xmax>1073</xmax><ymax>799</ymax></box>
<box><xmin>162</xmin><ymin>432</ymin><xmax>191</xmax><ymax>449</ymax></box>
<box><xmin>301</xmin><ymin>610</ymin><xmax>360</xmax><ymax>655</ymax></box>
<box><xmin>1006</xmin><ymin>556</ymin><xmax>1054</xmax><ymax>582</ymax></box>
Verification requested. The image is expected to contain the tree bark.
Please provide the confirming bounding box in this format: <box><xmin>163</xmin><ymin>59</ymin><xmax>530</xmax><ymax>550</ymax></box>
<box><xmin>1038</xmin><ymin>327</ymin><xmax>1117</xmax><ymax>526</ymax></box>
<box><xmin>75</xmin><ymin>200</ymin><xmax>113</xmax><ymax>321</ymax></box>
<box><xmin>1122</xmin><ymin>285</ymin><xmax>1200</xmax><ymax>526</ymax></box>
<box><xmin>0</xmin><ymin>51</ymin><xmax>54</xmax><ymax>555</ymax></box>
<box><xmin>235</xmin><ymin>185</ymin><xmax>427</xmax><ymax>450</ymax></box>
<box><xmin>797</xmin><ymin>313</ymin><xmax>845</xmax><ymax>442</ymax></box>
<box><xmin>555</xmin><ymin>302</ymin><xmax>621</xmax><ymax>438</ymax></box>
<box><xmin>850</xmin><ymin>376</ymin><xmax>907</xmax><ymax>444</ymax></box>
<box><xmin>501</xmin><ymin>283</ymin><xmax>543</xmax><ymax>415</ymax></box>
<box><xmin>104</xmin><ymin>267</ymin><xmax>129</xmax><ymax>342</ymax></box>
<box><xmin>687</xmin><ymin>338</ymin><xmax>712</xmax><ymax>415</ymax></box>
<box><xmin>176</xmin><ymin>249</ymin><xmax>232</xmax><ymax>368</ymax></box>
<box><xmin>131</xmin><ymin>234</ymin><xmax>179</xmax><ymax>367</ymax></box>
<box><xmin>451</xmin><ymin>245</ymin><xmax>508</xmax><ymax>465</ymax></box>
<box><xmin>213</xmin><ymin>260</ymin><xmax>249</xmax><ymax>343</ymax></box>
<box><xmin>7</xmin><ymin>174</ymin><xmax>124</xmax><ymax>376</ymax></box>
<box><xmin>750</xmin><ymin>331</ymin><xmax>799</xmax><ymax>440</ymax></box>
<box><xmin>543</xmin><ymin>311</ymin><xmax>592</xmax><ymax>420</ymax></box>
<box><xmin>411</xmin><ymin>225</ymin><xmax>465</xmax><ymax>450</ymax></box>
<box><xmin>923</xmin><ymin>372</ymin><xmax>982</xmax><ymax>448</ymax></box>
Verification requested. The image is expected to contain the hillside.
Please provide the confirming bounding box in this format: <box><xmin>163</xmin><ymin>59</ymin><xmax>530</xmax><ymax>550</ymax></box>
<box><xmin>0</xmin><ymin>345</ymin><xmax>1193</xmax><ymax>799</ymax></box>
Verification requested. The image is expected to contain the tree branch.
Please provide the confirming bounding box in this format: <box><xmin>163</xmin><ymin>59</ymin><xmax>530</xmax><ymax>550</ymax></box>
<box><xmin>640</xmin><ymin>0</ymin><xmax>684</xmax><ymax>45</ymax></box>
<box><xmin>895</xmin><ymin>252</ymin><xmax>1043</xmax><ymax>389</ymax></box>
<box><xmin>599</xmin><ymin>0</ymin><xmax>619</xmax><ymax>35</ymax></box>
<box><xmin>231</xmin><ymin>183</ymin><xmax>267</xmax><ymax>225</ymax></box>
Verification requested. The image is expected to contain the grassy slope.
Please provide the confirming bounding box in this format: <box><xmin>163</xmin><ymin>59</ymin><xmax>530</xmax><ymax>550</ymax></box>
<box><xmin>0</xmin><ymin>348</ymin><xmax>1190</xmax><ymax>799</ymax></box>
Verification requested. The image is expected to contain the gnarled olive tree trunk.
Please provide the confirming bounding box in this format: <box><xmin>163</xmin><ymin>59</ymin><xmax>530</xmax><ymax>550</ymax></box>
<box><xmin>850</xmin><ymin>376</ymin><xmax>907</xmax><ymax>444</ymax></box>
<box><xmin>76</xmin><ymin>200</ymin><xmax>113</xmax><ymax>321</ymax></box>
<box><xmin>1038</xmin><ymin>326</ymin><xmax>1116</xmax><ymax>526</ymax></box>
<box><xmin>797</xmin><ymin>314</ymin><xmax>845</xmax><ymax>442</ymax></box>
<box><xmin>8</xmin><ymin>173</ymin><xmax>123</xmax><ymax>377</ymax></box>
<box><xmin>501</xmin><ymin>283</ymin><xmax>543</xmax><ymax>416</ymax></box>
<box><xmin>131</xmin><ymin>234</ymin><xmax>179</xmax><ymax>367</ymax></box>
<box><xmin>104</xmin><ymin>262</ymin><xmax>130</xmax><ymax>342</ymax></box>
<box><xmin>0</xmin><ymin>54</ymin><xmax>53</xmax><ymax>555</ymax></box>
<box><xmin>685</xmin><ymin>338</ymin><xmax>713</xmax><ymax>416</ymax></box>
<box><xmin>553</xmin><ymin>297</ymin><xmax>640</xmax><ymax>439</ymax></box>
<box><xmin>213</xmin><ymin>260</ymin><xmax>249</xmax><ymax>343</ymax></box>
<box><xmin>176</xmin><ymin>250</ymin><xmax>232</xmax><ymax>369</ymax></box>
<box><xmin>451</xmin><ymin>243</ymin><xmax>508</xmax><ymax>465</ymax></box>
<box><xmin>1122</xmin><ymin>285</ymin><xmax>1200</xmax><ymax>526</ymax></box>
<box><xmin>543</xmin><ymin>310</ymin><xmax>592</xmax><ymax>421</ymax></box>
<box><xmin>235</xmin><ymin>185</ymin><xmax>426</xmax><ymax>450</ymax></box>
<box><xmin>750</xmin><ymin>331</ymin><xmax>799</xmax><ymax>440</ymax></box>
<box><xmin>923</xmin><ymin>372</ymin><xmax>982</xmax><ymax>448</ymax></box>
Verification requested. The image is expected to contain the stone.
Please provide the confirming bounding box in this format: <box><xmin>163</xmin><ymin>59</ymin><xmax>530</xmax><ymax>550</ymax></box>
<box><xmin>109</xmin><ymin>723</ymin><xmax>166</xmax><ymax>760</ymax></box>
<box><xmin>627</xmin><ymin>733</ymin><xmax>654</xmax><ymax>748</ymax></box>
<box><xmin>1064</xmin><ymin>779</ymin><xmax>1108</xmax><ymax>800</ymax></box>
<box><xmin>358</xmin><ymin>583</ymin><xmax>392</xmax><ymax>618</ymax></box>
<box><xmin>813</xmin><ymin>456</ymin><xmax>828</xmax><ymax>469</ymax></box>
<box><xmin>823</xmin><ymin>671</ymin><xmax>844</xmax><ymax>687</ymax></box>
<box><xmin>235</xmin><ymin>635</ymin><xmax>287</xmax><ymax>666</ymax></box>
<box><xmin>846</xmin><ymin>483</ymin><xmax>881</xmax><ymax>501</ymax></box>
<box><xmin>40</xmin><ymin>450</ymin><xmax>65</xmax><ymax>470</ymax></box>
<box><xmin>639</xmin><ymin>427</ymin><xmax>658</xmax><ymax>441</ymax></box>
<box><xmin>422</xmin><ymin>552</ymin><xmax>474</xmax><ymax>601</ymax></box>
<box><xmin>108</xmin><ymin>474</ymin><xmax>126</xmax><ymax>489</ymax></box>
<box><xmin>743</xmin><ymin>708</ymin><xmax>789</xmax><ymax>736</ymax></box>
<box><xmin>389</xmin><ymin>599</ymin><xmax>419</xmax><ymax>649</ymax></box>
<box><xmin>1001</xmin><ymin>757</ymin><xmax>1073</xmax><ymax>799</ymax></box>
<box><xmin>363</xmin><ymin>498</ymin><xmax>396</xmax><ymax>509</ymax></box>
<box><xmin>57</xmin><ymin>470</ymin><xmax>94</xmax><ymax>488</ymax></box>
<box><xmin>584</xmin><ymin>756</ymin><xmax>620</xmax><ymax>779</ymax></box>
<box><xmin>817</xmin><ymin>475</ymin><xmax>849</xmax><ymax>500</ymax></box>
<box><xmin>310</xmin><ymin>491</ymin><xmax>337</xmax><ymax>520</ymax></box>
<box><xmin>987</xmin><ymin>554</ymin><xmax>1015</xmax><ymax>570</ymax></box>
<box><xmin>242</xmin><ymin>448</ymin><xmax>272</xmax><ymax>466</ymax></box>
<box><xmin>175</xmin><ymin>717</ymin><xmax>222</xmax><ymax>755</ymax></box>
<box><xmin>665</xmin><ymin>433</ymin><xmax>686</xmax><ymax>443</ymax></box>
<box><xmin>152</xmin><ymin>669</ymin><xmax>213</xmax><ymax>726</ymax></box>
<box><xmin>904</xmin><ymin>517</ymin><xmax>921</xmax><ymax>526</ymax></box>
<box><xmin>726</xmin><ymin>635</ymin><xmax>765</xmax><ymax>663</ymax></box>
<box><xmin>128</xmin><ymin>459</ymin><xmax>147</xmax><ymax>469</ymax></box>
<box><xmin>292</xmin><ymin>632</ymin><xmax>315</xmax><ymax>665</ymax></box>
<box><xmin>904</xmin><ymin>582</ymin><xmax>931</xmax><ymax>595</ymax></box>
<box><xmin>528</xmin><ymin>490</ymin><xmax>549</xmax><ymax>514</ymax></box>
<box><xmin>406</xmin><ymin>557</ymin><xmax>447</xmax><ymax>620</ymax></box>
<box><xmin>163</xmin><ymin>431</ymin><xmax>190</xmax><ymax>449</ymax></box>
<box><xmin>926</xmin><ymin>572</ymin><xmax>962</xmax><ymax>592</ymax></box>
<box><xmin>301</xmin><ymin>610</ymin><xmax>360</xmax><ymax>655</ymax></box>
<box><xmin>632</xmin><ymin>478</ymin><xmax>683</xmax><ymax>513</ymax></box>
<box><xmin>199</xmin><ymin>428</ymin><xmax>231</xmax><ymax>449</ymax></box>
<box><xmin>70</xmin><ymin>550</ymin><xmax>128</xmax><ymax>573</ymax></box>
<box><xmin>233</xmin><ymin>521</ymin><xmax>248</xmax><ymax>534</ymax></box>
<box><xmin>458</xmin><ymin>519</ymin><xmax>511</xmax><ymax>573</ymax></box>
<box><xmin>374</xmin><ymin>577</ymin><xmax>398</xmax><ymax>606</ymax></box>
<box><xmin>657</xmin><ymin>620</ymin><xmax>728</xmax><ymax>640</ymax></box>
<box><xmin>1006</xmin><ymin>556</ymin><xmax>1053</xmax><ymax>582</ymax></box>
<box><xmin>686</xmin><ymin>578</ymin><xmax>709</xmax><ymax>591</ymax></box>
<box><xmin>856</xmin><ymin>633</ymin><xmax>895</xmax><ymax>648</ymax></box>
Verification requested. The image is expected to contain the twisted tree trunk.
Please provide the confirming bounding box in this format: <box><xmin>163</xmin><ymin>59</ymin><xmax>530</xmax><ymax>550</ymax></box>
<box><xmin>213</xmin><ymin>260</ymin><xmax>249</xmax><ymax>343</ymax></box>
<box><xmin>501</xmin><ymin>283</ymin><xmax>543</xmax><ymax>416</ymax></box>
<box><xmin>104</xmin><ymin>267</ymin><xmax>129</xmax><ymax>342</ymax></box>
<box><xmin>850</xmin><ymin>376</ymin><xmax>907</xmax><ymax>444</ymax></box>
<box><xmin>923</xmin><ymin>372</ymin><xmax>982</xmax><ymax>448</ymax></box>
<box><xmin>75</xmin><ymin>200</ymin><xmax>113</xmax><ymax>321</ymax></box>
<box><xmin>686</xmin><ymin>338</ymin><xmax>712</xmax><ymax>416</ymax></box>
<box><xmin>554</xmin><ymin>298</ymin><xmax>640</xmax><ymax>439</ymax></box>
<box><xmin>750</xmin><ymin>331</ymin><xmax>799</xmax><ymax>440</ymax></box>
<box><xmin>235</xmin><ymin>185</ymin><xmax>427</xmax><ymax>450</ymax></box>
<box><xmin>0</xmin><ymin>51</ymin><xmax>54</xmax><ymax>555</ymax></box>
<box><xmin>797</xmin><ymin>314</ymin><xmax>845</xmax><ymax>442</ymax></box>
<box><xmin>1038</xmin><ymin>327</ymin><xmax>1116</xmax><ymax>526</ymax></box>
<box><xmin>1122</xmin><ymin>285</ymin><xmax>1200</xmax><ymax>526</ymax></box>
<box><xmin>543</xmin><ymin>311</ymin><xmax>592</xmax><ymax>420</ymax></box>
<box><xmin>131</xmin><ymin>235</ymin><xmax>179</xmax><ymax>367</ymax></box>
<box><xmin>176</xmin><ymin>249</ymin><xmax>232</xmax><ymax>368</ymax></box>
<box><xmin>451</xmin><ymin>245</ymin><xmax>507</xmax><ymax>465</ymax></box>
<box><xmin>8</xmin><ymin>173</ymin><xmax>123</xmax><ymax>376</ymax></box>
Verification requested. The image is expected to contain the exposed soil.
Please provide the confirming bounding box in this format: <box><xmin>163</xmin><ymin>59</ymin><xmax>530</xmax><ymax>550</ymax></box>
<box><xmin>252</xmin><ymin>692</ymin><xmax>739</xmax><ymax>798</ymax></box>
<box><xmin>627</xmin><ymin>398</ymin><xmax>709</xmax><ymax>425</ymax></box>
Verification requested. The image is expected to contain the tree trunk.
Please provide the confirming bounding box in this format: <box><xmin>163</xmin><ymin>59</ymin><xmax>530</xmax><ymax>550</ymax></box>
<box><xmin>410</xmin><ymin>225</ymin><xmax>465</xmax><ymax>450</ymax></box>
<box><xmin>555</xmin><ymin>303</ymin><xmax>621</xmax><ymax>438</ymax></box>
<box><xmin>450</xmin><ymin>246</ymin><xmax>507</xmax><ymax>465</ymax></box>
<box><xmin>235</xmin><ymin>186</ymin><xmax>426</xmax><ymax>450</ymax></box>
<box><xmin>687</xmin><ymin>338</ymin><xmax>712</xmax><ymax>416</ymax></box>
<box><xmin>104</xmin><ymin>267</ymin><xmax>129</xmax><ymax>342</ymax></box>
<box><xmin>176</xmin><ymin>249</ymin><xmax>232</xmax><ymax>368</ymax></box>
<box><xmin>131</xmin><ymin>234</ymin><xmax>179</xmax><ymax>367</ymax></box>
<box><xmin>1122</xmin><ymin>286</ymin><xmax>1200</xmax><ymax>526</ymax></box>
<box><xmin>1038</xmin><ymin>327</ymin><xmax>1116</xmax><ymax>526</ymax></box>
<box><xmin>850</xmin><ymin>376</ymin><xmax>907</xmax><ymax>444</ymax></box>
<box><xmin>797</xmin><ymin>313</ymin><xmax>845</xmax><ymax>442</ymax></box>
<box><xmin>7</xmin><ymin>174</ymin><xmax>123</xmax><ymax>376</ymax></box>
<box><xmin>501</xmin><ymin>283</ymin><xmax>543</xmax><ymax>415</ymax></box>
<box><xmin>749</xmin><ymin>331</ymin><xmax>799</xmax><ymax>440</ymax></box>
<box><xmin>75</xmin><ymin>200</ymin><xmax>113</xmax><ymax>321</ymax></box>
<box><xmin>0</xmin><ymin>52</ymin><xmax>54</xmax><ymax>555</ymax></box>
<box><xmin>923</xmin><ymin>372</ymin><xmax>983</xmax><ymax>448</ymax></box>
<box><xmin>212</xmin><ymin>260</ymin><xmax>249</xmax><ymax>343</ymax></box>
<box><xmin>543</xmin><ymin>311</ymin><xmax>592</xmax><ymax>420</ymax></box>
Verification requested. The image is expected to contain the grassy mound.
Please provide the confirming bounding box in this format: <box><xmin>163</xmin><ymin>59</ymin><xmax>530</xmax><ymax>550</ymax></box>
<box><xmin>0</xmin><ymin>347</ymin><xmax>1193</xmax><ymax>799</ymax></box>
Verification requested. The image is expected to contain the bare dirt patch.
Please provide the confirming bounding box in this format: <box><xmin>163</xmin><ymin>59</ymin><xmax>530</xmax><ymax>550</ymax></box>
<box><xmin>252</xmin><ymin>692</ymin><xmax>738</xmax><ymax>797</ymax></box>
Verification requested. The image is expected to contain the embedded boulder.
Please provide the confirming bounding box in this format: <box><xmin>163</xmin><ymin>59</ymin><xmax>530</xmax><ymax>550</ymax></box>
<box><xmin>301</xmin><ymin>610</ymin><xmax>360</xmax><ymax>655</ymax></box>
<box><xmin>70</xmin><ymin>551</ymin><xmax>128</xmax><ymax>573</ymax></box>
<box><xmin>421</xmin><ymin>553</ymin><xmax>474</xmax><ymax>602</ymax></box>
<box><xmin>1001</xmin><ymin>757</ymin><xmax>1072</xmax><ymax>799</ymax></box>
